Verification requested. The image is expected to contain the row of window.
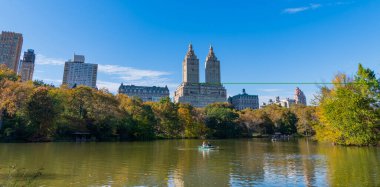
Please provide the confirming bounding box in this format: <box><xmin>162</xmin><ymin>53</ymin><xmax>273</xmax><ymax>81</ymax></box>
<box><xmin>120</xmin><ymin>89</ymin><xmax>169</xmax><ymax>94</ymax></box>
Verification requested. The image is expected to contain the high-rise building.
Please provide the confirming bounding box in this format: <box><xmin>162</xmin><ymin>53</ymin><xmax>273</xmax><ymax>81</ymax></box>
<box><xmin>0</xmin><ymin>31</ymin><xmax>23</xmax><ymax>72</ymax></box>
<box><xmin>18</xmin><ymin>49</ymin><xmax>35</xmax><ymax>82</ymax></box>
<box><xmin>294</xmin><ymin>87</ymin><xmax>307</xmax><ymax>105</ymax></box>
<box><xmin>182</xmin><ymin>44</ymin><xmax>199</xmax><ymax>84</ymax></box>
<box><xmin>62</xmin><ymin>54</ymin><xmax>98</xmax><ymax>88</ymax></box>
<box><xmin>205</xmin><ymin>46</ymin><xmax>221</xmax><ymax>85</ymax></box>
<box><xmin>118</xmin><ymin>84</ymin><xmax>170</xmax><ymax>102</ymax></box>
<box><xmin>174</xmin><ymin>44</ymin><xmax>227</xmax><ymax>108</ymax></box>
<box><xmin>228</xmin><ymin>89</ymin><xmax>259</xmax><ymax>110</ymax></box>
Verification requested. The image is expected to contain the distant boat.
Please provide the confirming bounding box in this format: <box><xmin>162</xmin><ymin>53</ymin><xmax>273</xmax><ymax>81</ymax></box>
<box><xmin>271</xmin><ymin>133</ymin><xmax>292</xmax><ymax>142</ymax></box>
<box><xmin>198</xmin><ymin>145</ymin><xmax>218</xmax><ymax>150</ymax></box>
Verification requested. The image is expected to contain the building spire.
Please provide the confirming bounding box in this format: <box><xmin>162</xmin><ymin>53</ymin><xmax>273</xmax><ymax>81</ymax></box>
<box><xmin>186</xmin><ymin>43</ymin><xmax>196</xmax><ymax>57</ymax></box>
<box><xmin>206</xmin><ymin>45</ymin><xmax>216</xmax><ymax>60</ymax></box>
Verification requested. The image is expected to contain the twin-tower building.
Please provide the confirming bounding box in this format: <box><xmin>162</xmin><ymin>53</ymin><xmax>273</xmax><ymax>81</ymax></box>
<box><xmin>174</xmin><ymin>44</ymin><xmax>227</xmax><ymax>107</ymax></box>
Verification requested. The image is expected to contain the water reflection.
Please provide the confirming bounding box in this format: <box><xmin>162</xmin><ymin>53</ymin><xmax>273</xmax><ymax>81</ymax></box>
<box><xmin>0</xmin><ymin>139</ymin><xmax>379</xmax><ymax>186</ymax></box>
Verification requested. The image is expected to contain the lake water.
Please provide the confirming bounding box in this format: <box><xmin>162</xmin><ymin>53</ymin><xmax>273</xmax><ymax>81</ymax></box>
<box><xmin>0</xmin><ymin>139</ymin><xmax>379</xmax><ymax>186</ymax></box>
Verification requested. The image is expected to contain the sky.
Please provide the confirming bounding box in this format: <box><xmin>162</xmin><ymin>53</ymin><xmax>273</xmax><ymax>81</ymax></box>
<box><xmin>1</xmin><ymin>0</ymin><xmax>380</xmax><ymax>105</ymax></box>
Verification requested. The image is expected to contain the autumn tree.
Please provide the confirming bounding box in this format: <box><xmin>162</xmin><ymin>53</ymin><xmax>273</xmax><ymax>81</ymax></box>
<box><xmin>238</xmin><ymin>109</ymin><xmax>274</xmax><ymax>136</ymax></box>
<box><xmin>262</xmin><ymin>104</ymin><xmax>298</xmax><ymax>135</ymax></box>
<box><xmin>290</xmin><ymin>105</ymin><xmax>317</xmax><ymax>136</ymax></box>
<box><xmin>0</xmin><ymin>65</ymin><xmax>26</xmax><ymax>131</ymax></box>
<box><xmin>204</xmin><ymin>103</ymin><xmax>240</xmax><ymax>138</ymax></box>
<box><xmin>315</xmin><ymin>64</ymin><xmax>380</xmax><ymax>146</ymax></box>
<box><xmin>151</xmin><ymin>97</ymin><xmax>181</xmax><ymax>138</ymax></box>
<box><xmin>178</xmin><ymin>103</ymin><xmax>208</xmax><ymax>138</ymax></box>
<box><xmin>117</xmin><ymin>95</ymin><xmax>156</xmax><ymax>140</ymax></box>
<box><xmin>26</xmin><ymin>87</ymin><xmax>60</xmax><ymax>141</ymax></box>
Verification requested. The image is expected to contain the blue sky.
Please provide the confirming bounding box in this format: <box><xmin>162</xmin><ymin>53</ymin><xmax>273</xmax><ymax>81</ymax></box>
<box><xmin>1</xmin><ymin>0</ymin><xmax>380</xmax><ymax>104</ymax></box>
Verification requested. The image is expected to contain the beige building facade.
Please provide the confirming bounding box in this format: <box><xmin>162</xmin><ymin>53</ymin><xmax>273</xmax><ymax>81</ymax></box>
<box><xmin>174</xmin><ymin>44</ymin><xmax>227</xmax><ymax>108</ymax></box>
<box><xmin>294</xmin><ymin>87</ymin><xmax>307</xmax><ymax>105</ymax></box>
<box><xmin>118</xmin><ymin>84</ymin><xmax>170</xmax><ymax>102</ymax></box>
<box><xmin>62</xmin><ymin>54</ymin><xmax>98</xmax><ymax>88</ymax></box>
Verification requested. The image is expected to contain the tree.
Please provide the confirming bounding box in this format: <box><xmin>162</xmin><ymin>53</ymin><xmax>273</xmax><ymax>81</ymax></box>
<box><xmin>85</xmin><ymin>88</ymin><xmax>122</xmax><ymax>140</ymax></box>
<box><xmin>33</xmin><ymin>80</ymin><xmax>55</xmax><ymax>88</ymax></box>
<box><xmin>117</xmin><ymin>94</ymin><xmax>156</xmax><ymax>140</ymax></box>
<box><xmin>151</xmin><ymin>97</ymin><xmax>181</xmax><ymax>138</ymax></box>
<box><xmin>262</xmin><ymin>104</ymin><xmax>298</xmax><ymax>134</ymax></box>
<box><xmin>315</xmin><ymin>64</ymin><xmax>380</xmax><ymax>146</ymax></box>
<box><xmin>26</xmin><ymin>87</ymin><xmax>60</xmax><ymax>141</ymax></box>
<box><xmin>178</xmin><ymin>103</ymin><xmax>208</xmax><ymax>138</ymax></box>
<box><xmin>238</xmin><ymin>109</ymin><xmax>274</xmax><ymax>136</ymax></box>
<box><xmin>0</xmin><ymin>80</ymin><xmax>17</xmax><ymax>130</ymax></box>
<box><xmin>0</xmin><ymin>64</ymin><xmax>18</xmax><ymax>81</ymax></box>
<box><xmin>204</xmin><ymin>103</ymin><xmax>240</xmax><ymax>138</ymax></box>
<box><xmin>277</xmin><ymin>111</ymin><xmax>298</xmax><ymax>135</ymax></box>
<box><xmin>290</xmin><ymin>105</ymin><xmax>318</xmax><ymax>136</ymax></box>
<box><xmin>0</xmin><ymin>65</ymin><xmax>31</xmax><ymax>131</ymax></box>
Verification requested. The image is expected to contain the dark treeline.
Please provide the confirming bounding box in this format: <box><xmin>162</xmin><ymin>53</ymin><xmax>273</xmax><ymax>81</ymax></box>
<box><xmin>1</xmin><ymin>64</ymin><xmax>380</xmax><ymax>146</ymax></box>
<box><xmin>0</xmin><ymin>65</ymin><xmax>315</xmax><ymax>142</ymax></box>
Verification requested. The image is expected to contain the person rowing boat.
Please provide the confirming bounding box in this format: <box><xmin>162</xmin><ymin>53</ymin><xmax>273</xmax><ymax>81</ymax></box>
<box><xmin>202</xmin><ymin>141</ymin><xmax>212</xmax><ymax>147</ymax></box>
<box><xmin>200</xmin><ymin>141</ymin><xmax>216</xmax><ymax>149</ymax></box>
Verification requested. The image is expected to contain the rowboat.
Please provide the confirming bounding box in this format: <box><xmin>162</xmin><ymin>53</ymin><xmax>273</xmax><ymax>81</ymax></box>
<box><xmin>198</xmin><ymin>145</ymin><xmax>218</xmax><ymax>150</ymax></box>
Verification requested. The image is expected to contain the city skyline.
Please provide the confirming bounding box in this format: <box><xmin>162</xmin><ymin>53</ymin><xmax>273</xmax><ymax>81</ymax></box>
<box><xmin>1</xmin><ymin>0</ymin><xmax>380</xmax><ymax>104</ymax></box>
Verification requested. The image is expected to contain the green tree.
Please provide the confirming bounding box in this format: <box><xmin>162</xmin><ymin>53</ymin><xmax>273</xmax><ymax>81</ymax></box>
<box><xmin>263</xmin><ymin>104</ymin><xmax>298</xmax><ymax>135</ymax></box>
<box><xmin>204</xmin><ymin>103</ymin><xmax>240</xmax><ymax>138</ymax></box>
<box><xmin>315</xmin><ymin>64</ymin><xmax>380</xmax><ymax>146</ymax></box>
<box><xmin>277</xmin><ymin>110</ymin><xmax>298</xmax><ymax>135</ymax></box>
<box><xmin>238</xmin><ymin>109</ymin><xmax>274</xmax><ymax>136</ymax></box>
<box><xmin>85</xmin><ymin>88</ymin><xmax>122</xmax><ymax>140</ymax></box>
<box><xmin>178</xmin><ymin>103</ymin><xmax>208</xmax><ymax>138</ymax></box>
<box><xmin>26</xmin><ymin>87</ymin><xmax>60</xmax><ymax>141</ymax></box>
<box><xmin>151</xmin><ymin>97</ymin><xmax>181</xmax><ymax>138</ymax></box>
<box><xmin>290</xmin><ymin>105</ymin><xmax>317</xmax><ymax>136</ymax></box>
<box><xmin>33</xmin><ymin>80</ymin><xmax>55</xmax><ymax>88</ymax></box>
<box><xmin>117</xmin><ymin>95</ymin><xmax>156</xmax><ymax>140</ymax></box>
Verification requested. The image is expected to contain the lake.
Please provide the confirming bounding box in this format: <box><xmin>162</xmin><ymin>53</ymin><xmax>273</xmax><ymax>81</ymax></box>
<box><xmin>0</xmin><ymin>139</ymin><xmax>379</xmax><ymax>186</ymax></box>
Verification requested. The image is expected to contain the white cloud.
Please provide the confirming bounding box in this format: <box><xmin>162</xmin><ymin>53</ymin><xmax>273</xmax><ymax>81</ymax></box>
<box><xmin>35</xmin><ymin>55</ymin><xmax>171</xmax><ymax>82</ymax></box>
<box><xmin>283</xmin><ymin>3</ymin><xmax>321</xmax><ymax>14</ymax></box>
<box><xmin>328</xmin><ymin>1</ymin><xmax>354</xmax><ymax>6</ymax></box>
<box><xmin>98</xmin><ymin>64</ymin><xmax>170</xmax><ymax>81</ymax></box>
<box><xmin>259</xmin><ymin>95</ymin><xmax>276</xmax><ymax>104</ymax></box>
<box><xmin>283</xmin><ymin>7</ymin><xmax>309</xmax><ymax>14</ymax></box>
<box><xmin>97</xmin><ymin>80</ymin><xmax>122</xmax><ymax>93</ymax></box>
<box><xmin>310</xmin><ymin>4</ymin><xmax>322</xmax><ymax>9</ymax></box>
<box><xmin>97</xmin><ymin>64</ymin><xmax>177</xmax><ymax>93</ymax></box>
<box><xmin>257</xmin><ymin>88</ymin><xmax>284</xmax><ymax>93</ymax></box>
<box><xmin>34</xmin><ymin>55</ymin><xmax>177</xmax><ymax>93</ymax></box>
<box><xmin>35</xmin><ymin>54</ymin><xmax>65</xmax><ymax>65</ymax></box>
